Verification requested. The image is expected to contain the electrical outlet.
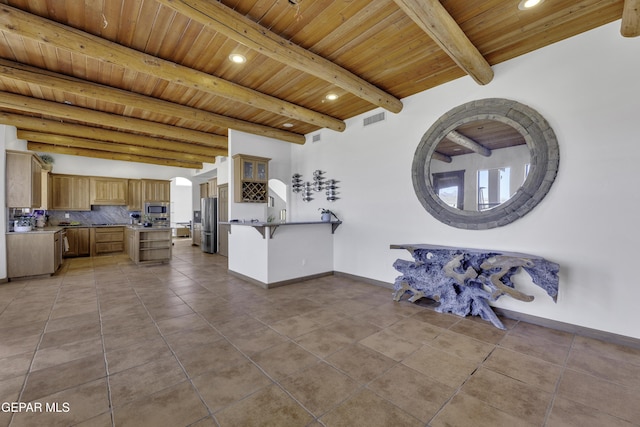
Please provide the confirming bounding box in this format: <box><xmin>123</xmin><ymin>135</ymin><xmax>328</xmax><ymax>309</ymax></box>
<box><xmin>65</xmin><ymin>213</ymin><xmax>70</xmax><ymax>219</ymax></box>
<box><xmin>302</xmin><ymin>258</ymin><xmax>306</xmax><ymax>266</ymax></box>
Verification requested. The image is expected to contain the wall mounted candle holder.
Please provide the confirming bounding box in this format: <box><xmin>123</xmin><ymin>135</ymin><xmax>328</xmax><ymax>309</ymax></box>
<box><xmin>292</xmin><ymin>170</ymin><xmax>340</xmax><ymax>202</ymax></box>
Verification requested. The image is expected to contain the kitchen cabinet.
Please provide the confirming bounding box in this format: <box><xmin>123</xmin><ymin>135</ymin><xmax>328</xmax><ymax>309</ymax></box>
<box><xmin>192</xmin><ymin>222</ymin><xmax>201</xmax><ymax>246</ymax></box>
<box><xmin>7</xmin><ymin>230</ymin><xmax>63</xmax><ymax>278</ymax></box>
<box><xmin>91</xmin><ymin>227</ymin><xmax>125</xmax><ymax>256</ymax></box>
<box><xmin>143</xmin><ymin>179</ymin><xmax>170</xmax><ymax>202</ymax></box>
<box><xmin>128</xmin><ymin>227</ymin><xmax>172</xmax><ymax>264</ymax></box>
<box><xmin>64</xmin><ymin>227</ymin><xmax>90</xmax><ymax>257</ymax></box>
<box><xmin>6</xmin><ymin>150</ymin><xmax>44</xmax><ymax>208</ymax></box>
<box><xmin>90</xmin><ymin>177</ymin><xmax>127</xmax><ymax>205</ymax></box>
<box><xmin>233</xmin><ymin>154</ymin><xmax>270</xmax><ymax>203</ymax></box>
<box><xmin>127</xmin><ymin>179</ymin><xmax>143</xmax><ymax>210</ymax></box>
<box><xmin>51</xmin><ymin>174</ymin><xmax>91</xmax><ymax>211</ymax></box>
<box><xmin>199</xmin><ymin>178</ymin><xmax>218</xmax><ymax>199</ymax></box>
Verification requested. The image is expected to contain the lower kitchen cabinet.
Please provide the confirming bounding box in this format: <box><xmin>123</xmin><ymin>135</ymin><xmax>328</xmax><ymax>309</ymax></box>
<box><xmin>91</xmin><ymin>227</ymin><xmax>125</xmax><ymax>256</ymax></box>
<box><xmin>7</xmin><ymin>230</ymin><xmax>63</xmax><ymax>278</ymax></box>
<box><xmin>64</xmin><ymin>227</ymin><xmax>90</xmax><ymax>258</ymax></box>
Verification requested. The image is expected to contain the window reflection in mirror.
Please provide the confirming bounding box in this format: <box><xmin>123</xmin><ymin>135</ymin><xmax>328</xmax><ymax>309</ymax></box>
<box><xmin>429</xmin><ymin>119</ymin><xmax>530</xmax><ymax>212</ymax></box>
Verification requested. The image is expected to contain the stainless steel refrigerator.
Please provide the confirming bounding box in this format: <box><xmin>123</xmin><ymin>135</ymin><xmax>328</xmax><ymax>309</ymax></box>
<box><xmin>200</xmin><ymin>197</ymin><xmax>218</xmax><ymax>253</ymax></box>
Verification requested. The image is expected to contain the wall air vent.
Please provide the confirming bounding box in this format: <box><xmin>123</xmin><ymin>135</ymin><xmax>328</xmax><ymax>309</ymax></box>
<box><xmin>312</xmin><ymin>133</ymin><xmax>321</xmax><ymax>143</ymax></box>
<box><xmin>363</xmin><ymin>111</ymin><xmax>386</xmax><ymax>127</ymax></box>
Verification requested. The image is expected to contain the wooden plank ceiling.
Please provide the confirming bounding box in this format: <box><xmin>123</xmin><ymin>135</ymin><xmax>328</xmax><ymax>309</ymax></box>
<box><xmin>0</xmin><ymin>0</ymin><xmax>636</xmax><ymax>168</ymax></box>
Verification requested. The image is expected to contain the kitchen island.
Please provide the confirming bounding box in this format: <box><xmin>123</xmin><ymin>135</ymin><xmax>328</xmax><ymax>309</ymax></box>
<box><xmin>125</xmin><ymin>226</ymin><xmax>172</xmax><ymax>265</ymax></box>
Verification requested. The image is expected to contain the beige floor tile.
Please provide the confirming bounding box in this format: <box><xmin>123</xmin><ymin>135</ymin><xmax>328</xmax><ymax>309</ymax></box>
<box><xmin>102</xmin><ymin>323</ymin><xmax>161</xmax><ymax>353</ymax></box>
<box><xmin>385</xmin><ymin>317</ymin><xmax>445</xmax><ymax>344</ymax></box>
<box><xmin>21</xmin><ymin>353</ymin><xmax>106</xmax><ymax>402</ymax></box>
<box><xmin>429</xmin><ymin>330</ymin><xmax>495</xmax><ymax>364</ymax></box>
<box><xmin>323</xmin><ymin>317</ymin><xmax>381</xmax><ymax>342</ymax></box>
<box><xmin>214</xmin><ymin>384</ymin><xmax>313</xmax><ymax>427</ymax></box>
<box><xmin>174</xmin><ymin>339</ymin><xmax>248</xmax><ymax>378</ymax></box>
<box><xmin>155</xmin><ymin>313</ymin><xmax>210</xmax><ymax>335</ymax></box>
<box><xmin>402</xmin><ymin>345</ymin><xmax>478</xmax><ymax>388</ymax></box>
<box><xmin>270</xmin><ymin>314</ymin><xmax>322</xmax><ymax>338</ymax></box>
<box><xmin>106</xmin><ymin>336</ymin><xmax>173</xmax><ymax>374</ymax></box>
<box><xmin>483</xmin><ymin>346</ymin><xmax>563</xmax><ymax>392</ymax></box>
<box><xmin>319</xmin><ymin>389</ymin><xmax>423</xmax><ymax>427</ymax></box>
<box><xmin>226</xmin><ymin>326</ymin><xmax>288</xmax><ymax>356</ymax></box>
<box><xmin>109</xmin><ymin>356</ymin><xmax>187</xmax><ymax>407</ymax></box>
<box><xmin>31</xmin><ymin>337</ymin><xmax>104</xmax><ymax>371</ymax></box>
<box><xmin>281</xmin><ymin>362</ymin><xmax>360</xmax><ymax>416</ymax></box>
<box><xmin>462</xmin><ymin>367</ymin><xmax>553</xmax><ymax>425</ymax></box>
<box><xmin>162</xmin><ymin>324</ymin><xmax>224</xmax><ymax>350</ymax></box>
<box><xmin>0</xmin><ymin>351</ymin><xmax>33</xmax><ymax>381</ymax></box>
<box><xmin>367</xmin><ymin>364</ymin><xmax>454</xmax><ymax>422</ymax></box>
<box><xmin>557</xmin><ymin>369</ymin><xmax>640</xmax><ymax>424</ymax></box>
<box><xmin>566</xmin><ymin>338</ymin><xmax>640</xmax><ymax>388</ymax></box>
<box><xmin>192</xmin><ymin>358</ymin><xmax>272</xmax><ymax>412</ymax></box>
<box><xmin>295</xmin><ymin>327</ymin><xmax>355</xmax><ymax>358</ymax></box>
<box><xmin>431</xmin><ymin>392</ymin><xmax>537</xmax><ymax>427</ymax></box>
<box><xmin>325</xmin><ymin>343</ymin><xmax>396</xmax><ymax>384</ymax></box>
<box><xmin>10</xmin><ymin>378</ymin><xmax>109</xmax><ymax>427</ymax></box>
<box><xmin>250</xmin><ymin>341</ymin><xmax>320</xmax><ymax>381</ymax></box>
<box><xmin>500</xmin><ymin>329</ymin><xmax>571</xmax><ymax>365</ymax></box>
<box><xmin>358</xmin><ymin>330</ymin><xmax>421</xmax><ymax>361</ymax></box>
<box><xmin>113</xmin><ymin>380</ymin><xmax>209</xmax><ymax>427</ymax></box>
<box><xmin>547</xmin><ymin>396</ymin><xmax>636</xmax><ymax>427</ymax></box>
<box><xmin>410</xmin><ymin>308</ymin><xmax>461</xmax><ymax>328</ymax></box>
<box><xmin>0</xmin><ymin>375</ymin><xmax>25</xmax><ymax>403</ymax></box>
<box><xmin>449</xmin><ymin>317</ymin><xmax>507</xmax><ymax>344</ymax></box>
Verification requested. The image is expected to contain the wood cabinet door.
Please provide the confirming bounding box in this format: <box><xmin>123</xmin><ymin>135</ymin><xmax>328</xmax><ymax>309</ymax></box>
<box><xmin>51</xmin><ymin>175</ymin><xmax>90</xmax><ymax>210</ymax></box>
<box><xmin>127</xmin><ymin>180</ymin><xmax>143</xmax><ymax>210</ymax></box>
<box><xmin>90</xmin><ymin>178</ymin><xmax>127</xmax><ymax>205</ymax></box>
<box><xmin>6</xmin><ymin>151</ymin><xmax>42</xmax><ymax>208</ymax></box>
<box><xmin>143</xmin><ymin>180</ymin><xmax>170</xmax><ymax>202</ymax></box>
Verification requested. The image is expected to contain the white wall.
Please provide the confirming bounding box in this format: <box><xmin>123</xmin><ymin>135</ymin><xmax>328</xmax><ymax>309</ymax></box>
<box><xmin>291</xmin><ymin>21</ymin><xmax>640</xmax><ymax>339</ymax></box>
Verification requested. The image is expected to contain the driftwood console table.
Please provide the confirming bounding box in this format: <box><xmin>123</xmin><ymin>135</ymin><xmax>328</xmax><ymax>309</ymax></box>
<box><xmin>391</xmin><ymin>244</ymin><xmax>559</xmax><ymax>329</ymax></box>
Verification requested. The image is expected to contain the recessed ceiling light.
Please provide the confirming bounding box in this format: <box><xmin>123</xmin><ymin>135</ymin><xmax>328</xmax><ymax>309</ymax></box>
<box><xmin>518</xmin><ymin>0</ymin><xmax>544</xmax><ymax>10</ymax></box>
<box><xmin>325</xmin><ymin>93</ymin><xmax>339</xmax><ymax>101</ymax></box>
<box><xmin>228</xmin><ymin>53</ymin><xmax>246</xmax><ymax>64</ymax></box>
<box><xmin>283</xmin><ymin>123</ymin><xmax>294</xmax><ymax>128</ymax></box>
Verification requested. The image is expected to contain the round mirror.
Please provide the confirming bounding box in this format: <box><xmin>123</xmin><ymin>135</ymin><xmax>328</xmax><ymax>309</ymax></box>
<box><xmin>412</xmin><ymin>98</ymin><xmax>559</xmax><ymax>230</ymax></box>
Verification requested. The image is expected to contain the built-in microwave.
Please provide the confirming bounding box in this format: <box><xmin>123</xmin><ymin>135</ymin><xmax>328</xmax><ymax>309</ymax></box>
<box><xmin>145</xmin><ymin>202</ymin><xmax>169</xmax><ymax>216</ymax></box>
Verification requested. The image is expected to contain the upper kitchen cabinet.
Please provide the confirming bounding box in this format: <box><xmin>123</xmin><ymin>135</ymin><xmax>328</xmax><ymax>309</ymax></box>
<box><xmin>233</xmin><ymin>154</ymin><xmax>270</xmax><ymax>203</ymax></box>
<box><xmin>143</xmin><ymin>180</ymin><xmax>170</xmax><ymax>202</ymax></box>
<box><xmin>50</xmin><ymin>174</ymin><xmax>91</xmax><ymax>211</ymax></box>
<box><xmin>127</xmin><ymin>179</ymin><xmax>143</xmax><ymax>211</ymax></box>
<box><xmin>6</xmin><ymin>150</ymin><xmax>44</xmax><ymax>208</ymax></box>
<box><xmin>90</xmin><ymin>177</ymin><xmax>127</xmax><ymax>205</ymax></box>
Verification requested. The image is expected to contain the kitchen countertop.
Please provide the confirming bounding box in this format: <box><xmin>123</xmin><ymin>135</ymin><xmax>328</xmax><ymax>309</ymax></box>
<box><xmin>6</xmin><ymin>224</ymin><xmax>174</xmax><ymax>234</ymax></box>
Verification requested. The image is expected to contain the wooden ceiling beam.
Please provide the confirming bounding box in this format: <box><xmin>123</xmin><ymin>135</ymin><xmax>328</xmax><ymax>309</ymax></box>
<box><xmin>621</xmin><ymin>0</ymin><xmax>640</xmax><ymax>37</ymax></box>
<box><xmin>0</xmin><ymin>59</ymin><xmax>305</xmax><ymax>145</ymax></box>
<box><xmin>27</xmin><ymin>142</ymin><xmax>203</xmax><ymax>169</ymax></box>
<box><xmin>393</xmin><ymin>0</ymin><xmax>493</xmax><ymax>85</ymax></box>
<box><xmin>158</xmin><ymin>0</ymin><xmax>403</xmax><ymax>114</ymax></box>
<box><xmin>18</xmin><ymin>131</ymin><xmax>219</xmax><ymax>164</ymax></box>
<box><xmin>0</xmin><ymin>4</ymin><xmax>345</xmax><ymax>132</ymax></box>
<box><xmin>0</xmin><ymin>91</ymin><xmax>226</xmax><ymax>148</ymax></box>
<box><xmin>0</xmin><ymin>112</ymin><xmax>223</xmax><ymax>157</ymax></box>
<box><xmin>446</xmin><ymin>131</ymin><xmax>491</xmax><ymax>157</ymax></box>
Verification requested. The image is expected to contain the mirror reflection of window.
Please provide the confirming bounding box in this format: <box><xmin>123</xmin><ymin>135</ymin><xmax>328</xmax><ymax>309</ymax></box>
<box><xmin>477</xmin><ymin>168</ymin><xmax>511</xmax><ymax>211</ymax></box>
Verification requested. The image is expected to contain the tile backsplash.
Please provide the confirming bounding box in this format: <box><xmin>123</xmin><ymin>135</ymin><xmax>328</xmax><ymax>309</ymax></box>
<box><xmin>47</xmin><ymin>206</ymin><xmax>140</xmax><ymax>225</ymax></box>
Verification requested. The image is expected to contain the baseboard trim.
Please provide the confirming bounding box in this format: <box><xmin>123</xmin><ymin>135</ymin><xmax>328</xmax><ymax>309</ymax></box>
<box><xmin>227</xmin><ymin>270</ymin><xmax>334</xmax><ymax>289</ymax></box>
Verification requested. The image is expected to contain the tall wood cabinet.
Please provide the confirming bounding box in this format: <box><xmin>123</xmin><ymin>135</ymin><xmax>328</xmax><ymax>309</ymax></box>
<box><xmin>6</xmin><ymin>150</ymin><xmax>44</xmax><ymax>208</ymax></box>
<box><xmin>51</xmin><ymin>174</ymin><xmax>91</xmax><ymax>211</ymax></box>
<box><xmin>233</xmin><ymin>154</ymin><xmax>270</xmax><ymax>203</ymax></box>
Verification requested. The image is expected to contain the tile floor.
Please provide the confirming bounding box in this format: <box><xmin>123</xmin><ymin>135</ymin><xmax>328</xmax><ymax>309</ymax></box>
<box><xmin>1</xmin><ymin>239</ymin><xmax>639</xmax><ymax>427</ymax></box>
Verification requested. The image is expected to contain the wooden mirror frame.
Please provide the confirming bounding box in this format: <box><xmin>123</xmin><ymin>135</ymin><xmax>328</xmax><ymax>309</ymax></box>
<box><xmin>412</xmin><ymin>98</ymin><xmax>559</xmax><ymax>230</ymax></box>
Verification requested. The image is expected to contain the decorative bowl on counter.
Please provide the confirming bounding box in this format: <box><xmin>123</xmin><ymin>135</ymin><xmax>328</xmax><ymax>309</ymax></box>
<box><xmin>14</xmin><ymin>226</ymin><xmax>32</xmax><ymax>232</ymax></box>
